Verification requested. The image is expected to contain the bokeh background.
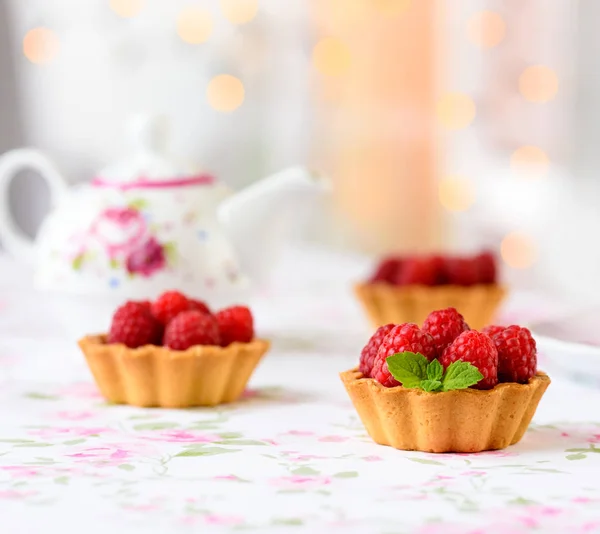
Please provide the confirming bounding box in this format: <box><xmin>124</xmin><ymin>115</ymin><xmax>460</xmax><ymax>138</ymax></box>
<box><xmin>0</xmin><ymin>0</ymin><xmax>597</xmax><ymax>307</ymax></box>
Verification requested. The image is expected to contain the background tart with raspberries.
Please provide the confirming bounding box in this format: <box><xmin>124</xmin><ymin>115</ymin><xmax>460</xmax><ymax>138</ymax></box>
<box><xmin>78</xmin><ymin>291</ymin><xmax>270</xmax><ymax>408</ymax></box>
<box><xmin>355</xmin><ymin>251</ymin><xmax>506</xmax><ymax>330</ymax></box>
<box><xmin>341</xmin><ymin>308</ymin><xmax>550</xmax><ymax>453</ymax></box>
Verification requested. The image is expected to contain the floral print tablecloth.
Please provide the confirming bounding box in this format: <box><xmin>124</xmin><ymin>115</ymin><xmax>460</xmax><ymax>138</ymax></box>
<box><xmin>0</xmin><ymin>249</ymin><xmax>598</xmax><ymax>534</ymax></box>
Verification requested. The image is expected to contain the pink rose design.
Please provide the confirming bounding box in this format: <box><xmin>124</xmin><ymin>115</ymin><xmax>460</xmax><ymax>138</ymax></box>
<box><xmin>271</xmin><ymin>475</ymin><xmax>331</xmax><ymax>490</ymax></box>
<box><xmin>29</xmin><ymin>427</ymin><xmax>111</xmax><ymax>439</ymax></box>
<box><xmin>58</xmin><ymin>382</ymin><xmax>102</xmax><ymax>400</ymax></box>
<box><xmin>126</xmin><ymin>238</ymin><xmax>166</xmax><ymax>277</ymax></box>
<box><xmin>0</xmin><ymin>466</ymin><xmax>39</xmax><ymax>478</ymax></box>
<box><xmin>66</xmin><ymin>442</ymin><xmax>158</xmax><ymax>466</ymax></box>
<box><xmin>142</xmin><ymin>430</ymin><xmax>219</xmax><ymax>443</ymax></box>
<box><xmin>90</xmin><ymin>207</ymin><xmax>147</xmax><ymax>255</ymax></box>
<box><xmin>54</xmin><ymin>411</ymin><xmax>95</xmax><ymax>421</ymax></box>
<box><xmin>0</xmin><ymin>490</ymin><xmax>36</xmax><ymax>500</ymax></box>
<box><xmin>204</xmin><ymin>515</ymin><xmax>244</xmax><ymax>526</ymax></box>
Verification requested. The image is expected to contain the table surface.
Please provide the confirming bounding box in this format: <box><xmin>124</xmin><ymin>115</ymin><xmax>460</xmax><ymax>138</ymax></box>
<box><xmin>1</xmin><ymin>248</ymin><xmax>599</xmax><ymax>534</ymax></box>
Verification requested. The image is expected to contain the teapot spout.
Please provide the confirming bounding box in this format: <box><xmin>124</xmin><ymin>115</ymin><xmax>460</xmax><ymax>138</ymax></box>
<box><xmin>217</xmin><ymin>166</ymin><xmax>330</xmax><ymax>287</ymax></box>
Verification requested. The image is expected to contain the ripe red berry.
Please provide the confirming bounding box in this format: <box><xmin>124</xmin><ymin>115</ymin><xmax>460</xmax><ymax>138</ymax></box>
<box><xmin>482</xmin><ymin>325</ymin><xmax>505</xmax><ymax>338</ymax></box>
<box><xmin>359</xmin><ymin>324</ymin><xmax>395</xmax><ymax>378</ymax></box>
<box><xmin>474</xmin><ymin>252</ymin><xmax>497</xmax><ymax>284</ymax></box>
<box><xmin>108</xmin><ymin>301</ymin><xmax>162</xmax><ymax>348</ymax></box>
<box><xmin>215</xmin><ymin>306</ymin><xmax>254</xmax><ymax>346</ymax></box>
<box><xmin>440</xmin><ymin>331</ymin><xmax>498</xmax><ymax>390</ymax></box>
<box><xmin>371</xmin><ymin>323</ymin><xmax>436</xmax><ymax>387</ymax></box>
<box><xmin>370</xmin><ymin>257</ymin><xmax>401</xmax><ymax>284</ymax></box>
<box><xmin>487</xmin><ymin>325</ymin><xmax>537</xmax><ymax>383</ymax></box>
<box><xmin>422</xmin><ymin>307</ymin><xmax>470</xmax><ymax>353</ymax></box>
<box><xmin>151</xmin><ymin>290</ymin><xmax>191</xmax><ymax>325</ymax></box>
<box><xmin>188</xmin><ymin>299</ymin><xmax>211</xmax><ymax>316</ymax></box>
<box><xmin>395</xmin><ymin>257</ymin><xmax>437</xmax><ymax>286</ymax></box>
<box><xmin>444</xmin><ymin>256</ymin><xmax>480</xmax><ymax>286</ymax></box>
<box><xmin>163</xmin><ymin>310</ymin><xmax>220</xmax><ymax>350</ymax></box>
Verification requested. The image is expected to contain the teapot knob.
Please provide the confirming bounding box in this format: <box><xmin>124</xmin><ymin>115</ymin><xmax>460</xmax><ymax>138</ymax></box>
<box><xmin>128</xmin><ymin>114</ymin><xmax>169</xmax><ymax>154</ymax></box>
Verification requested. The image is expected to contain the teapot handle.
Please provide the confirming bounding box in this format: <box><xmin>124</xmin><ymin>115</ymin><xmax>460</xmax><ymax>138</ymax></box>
<box><xmin>0</xmin><ymin>148</ymin><xmax>68</xmax><ymax>261</ymax></box>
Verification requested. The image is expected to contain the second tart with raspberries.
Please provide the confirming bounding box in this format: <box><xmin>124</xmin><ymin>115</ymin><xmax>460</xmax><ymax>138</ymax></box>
<box><xmin>342</xmin><ymin>308</ymin><xmax>550</xmax><ymax>453</ymax></box>
<box><xmin>78</xmin><ymin>291</ymin><xmax>270</xmax><ymax>408</ymax></box>
<box><xmin>355</xmin><ymin>252</ymin><xmax>506</xmax><ymax>331</ymax></box>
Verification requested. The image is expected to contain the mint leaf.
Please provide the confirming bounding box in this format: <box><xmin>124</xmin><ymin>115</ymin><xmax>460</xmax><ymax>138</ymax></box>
<box><xmin>420</xmin><ymin>379</ymin><xmax>442</xmax><ymax>392</ymax></box>
<box><xmin>386</xmin><ymin>352</ymin><xmax>428</xmax><ymax>388</ymax></box>
<box><xmin>427</xmin><ymin>359</ymin><xmax>443</xmax><ymax>381</ymax></box>
<box><xmin>441</xmin><ymin>361</ymin><xmax>484</xmax><ymax>391</ymax></box>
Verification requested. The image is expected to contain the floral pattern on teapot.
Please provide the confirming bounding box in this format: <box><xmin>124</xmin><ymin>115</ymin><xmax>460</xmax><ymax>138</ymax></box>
<box><xmin>75</xmin><ymin>204</ymin><xmax>172</xmax><ymax>279</ymax></box>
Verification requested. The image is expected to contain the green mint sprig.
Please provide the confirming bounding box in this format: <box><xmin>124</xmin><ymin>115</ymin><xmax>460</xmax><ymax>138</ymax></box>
<box><xmin>386</xmin><ymin>352</ymin><xmax>483</xmax><ymax>392</ymax></box>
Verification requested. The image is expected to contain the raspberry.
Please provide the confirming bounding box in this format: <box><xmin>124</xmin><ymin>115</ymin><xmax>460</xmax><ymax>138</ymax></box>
<box><xmin>108</xmin><ymin>301</ymin><xmax>162</xmax><ymax>348</ymax></box>
<box><xmin>431</xmin><ymin>255</ymin><xmax>449</xmax><ymax>285</ymax></box>
<box><xmin>359</xmin><ymin>324</ymin><xmax>395</xmax><ymax>377</ymax></box>
<box><xmin>151</xmin><ymin>291</ymin><xmax>191</xmax><ymax>325</ymax></box>
<box><xmin>163</xmin><ymin>310</ymin><xmax>220</xmax><ymax>350</ymax></box>
<box><xmin>371</xmin><ymin>258</ymin><xmax>401</xmax><ymax>284</ymax></box>
<box><xmin>395</xmin><ymin>257</ymin><xmax>437</xmax><ymax>286</ymax></box>
<box><xmin>371</xmin><ymin>323</ymin><xmax>436</xmax><ymax>387</ymax></box>
<box><xmin>475</xmin><ymin>251</ymin><xmax>497</xmax><ymax>284</ymax></box>
<box><xmin>422</xmin><ymin>307</ymin><xmax>470</xmax><ymax>353</ymax></box>
<box><xmin>487</xmin><ymin>326</ymin><xmax>537</xmax><ymax>383</ymax></box>
<box><xmin>440</xmin><ymin>331</ymin><xmax>498</xmax><ymax>390</ymax></box>
<box><xmin>482</xmin><ymin>325</ymin><xmax>505</xmax><ymax>338</ymax></box>
<box><xmin>215</xmin><ymin>306</ymin><xmax>254</xmax><ymax>346</ymax></box>
<box><xmin>189</xmin><ymin>299</ymin><xmax>211</xmax><ymax>316</ymax></box>
<box><xmin>444</xmin><ymin>257</ymin><xmax>479</xmax><ymax>286</ymax></box>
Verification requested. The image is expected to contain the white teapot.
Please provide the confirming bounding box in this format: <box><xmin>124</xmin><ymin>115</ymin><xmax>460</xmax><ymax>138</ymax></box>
<box><xmin>0</xmin><ymin>116</ymin><xmax>329</xmax><ymax>309</ymax></box>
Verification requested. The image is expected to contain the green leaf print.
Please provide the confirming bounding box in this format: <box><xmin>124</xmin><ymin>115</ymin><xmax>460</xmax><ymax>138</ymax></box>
<box><xmin>217</xmin><ymin>432</ymin><xmax>244</xmax><ymax>439</ymax></box>
<box><xmin>175</xmin><ymin>447</ymin><xmax>240</xmax><ymax>457</ymax></box>
<box><xmin>334</xmin><ymin>471</ymin><xmax>359</xmax><ymax>478</ymax></box>
<box><xmin>272</xmin><ymin>518</ymin><xmax>304</xmax><ymax>526</ymax></box>
<box><xmin>566</xmin><ymin>453</ymin><xmax>587</xmax><ymax>461</ymax></box>
<box><xmin>127</xmin><ymin>199</ymin><xmax>148</xmax><ymax>210</ymax></box>
<box><xmin>291</xmin><ymin>466</ymin><xmax>319</xmax><ymax>476</ymax></box>
<box><xmin>63</xmin><ymin>439</ymin><xmax>86</xmax><ymax>446</ymax></box>
<box><xmin>408</xmin><ymin>458</ymin><xmax>444</xmax><ymax>466</ymax></box>
<box><xmin>133</xmin><ymin>422</ymin><xmax>179</xmax><ymax>431</ymax></box>
<box><xmin>54</xmin><ymin>476</ymin><xmax>69</xmax><ymax>485</ymax></box>
<box><xmin>118</xmin><ymin>464</ymin><xmax>135</xmax><ymax>471</ymax></box>
<box><xmin>72</xmin><ymin>254</ymin><xmax>85</xmax><ymax>271</ymax></box>
<box><xmin>217</xmin><ymin>439</ymin><xmax>266</xmax><ymax>446</ymax></box>
<box><xmin>15</xmin><ymin>443</ymin><xmax>52</xmax><ymax>448</ymax></box>
<box><xmin>24</xmin><ymin>392</ymin><xmax>59</xmax><ymax>401</ymax></box>
<box><xmin>163</xmin><ymin>242</ymin><xmax>177</xmax><ymax>263</ymax></box>
<box><xmin>109</xmin><ymin>258</ymin><xmax>119</xmax><ymax>269</ymax></box>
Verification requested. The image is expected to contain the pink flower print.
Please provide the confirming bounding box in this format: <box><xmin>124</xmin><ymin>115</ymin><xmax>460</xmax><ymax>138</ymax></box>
<box><xmin>67</xmin><ymin>447</ymin><xmax>134</xmax><ymax>466</ymax></box>
<box><xmin>54</xmin><ymin>411</ymin><xmax>95</xmax><ymax>421</ymax></box>
<box><xmin>125</xmin><ymin>237</ymin><xmax>166</xmax><ymax>277</ymax></box>
<box><xmin>213</xmin><ymin>475</ymin><xmax>239</xmax><ymax>481</ymax></box>
<box><xmin>142</xmin><ymin>430</ymin><xmax>219</xmax><ymax>443</ymax></box>
<box><xmin>285</xmin><ymin>453</ymin><xmax>326</xmax><ymax>462</ymax></box>
<box><xmin>0</xmin><ymin>490</ymin><xmax>36</xmax><ymax>500</ymax></box>
<box><xmin>204</xmin><ymin>515</ymin><xmax>244</xmax><ymax>526</ymax></box>
<box><xmin>58</xmin><ymin>382</ymin><xmax>102</xmax><ymax>400</ymax></box>
<box><xmin>363</xmin><ymin>455</ymin><xmax>383</xmax><ymax>462</ymax></box>
<box><xmin>318</xmin><ymin>435</ymin><xmax>348</xmax><ymax>443</ymax></box>
<box><xmin>283</xmin><ymin>430</ymin><xmax>315</xmax><ymax>437</ymax></box>
<box><xmin>29</xmin><ymin>427</ymin><xmax>111</xmax><ymax>439</ymax></box>
<box><xmin>0</xmin><ymin>466</ymin><xmax>39</xmax><ymax>478</ymax></box>
<box><xmin>123</xmin><ymin>504</ymin><xmax>161</xmax><ymax>512</ymax></box>
<box><xmin>271</xmin><ymin>475</ymin><xmax>331</xmax><ymax>490</ymax></box>
<box><xmin>90</xmin><ymin>207</ymin><xmax>147</xmax><ymax>255</ymax></box>
<box><xmin>461</xmin><ymin>470</ymin><xmax>487</xmax><ymax>476</ymax></box>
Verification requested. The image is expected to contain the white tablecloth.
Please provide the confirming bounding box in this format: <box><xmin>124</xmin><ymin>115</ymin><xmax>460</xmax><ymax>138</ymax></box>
<box><xmin>0</xmin><ymin>248</ymin><xmax>599</xmax><ymax>534</ymax></box>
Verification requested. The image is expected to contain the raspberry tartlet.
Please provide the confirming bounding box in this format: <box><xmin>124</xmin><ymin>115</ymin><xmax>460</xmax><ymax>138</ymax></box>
<box><xmin>78</xmin><ymin>291</ymin><xmax>270</xmax><ymax>408</ymax></box>
<box><xmin>342</xmin><ymin>308</ymin><xmax>550</xmax><ymax>453</ymax></box>
<box><xmin>355</xmin><ymin>252</ymin><xmax>506</xmax><ymax>330</ymax></box>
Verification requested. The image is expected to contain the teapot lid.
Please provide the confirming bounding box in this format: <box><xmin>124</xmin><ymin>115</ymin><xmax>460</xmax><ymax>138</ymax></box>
<box><xmin>93</xmin><ymin>115</ymin><xmax>214</xmax><ymax>188</ymax></box>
